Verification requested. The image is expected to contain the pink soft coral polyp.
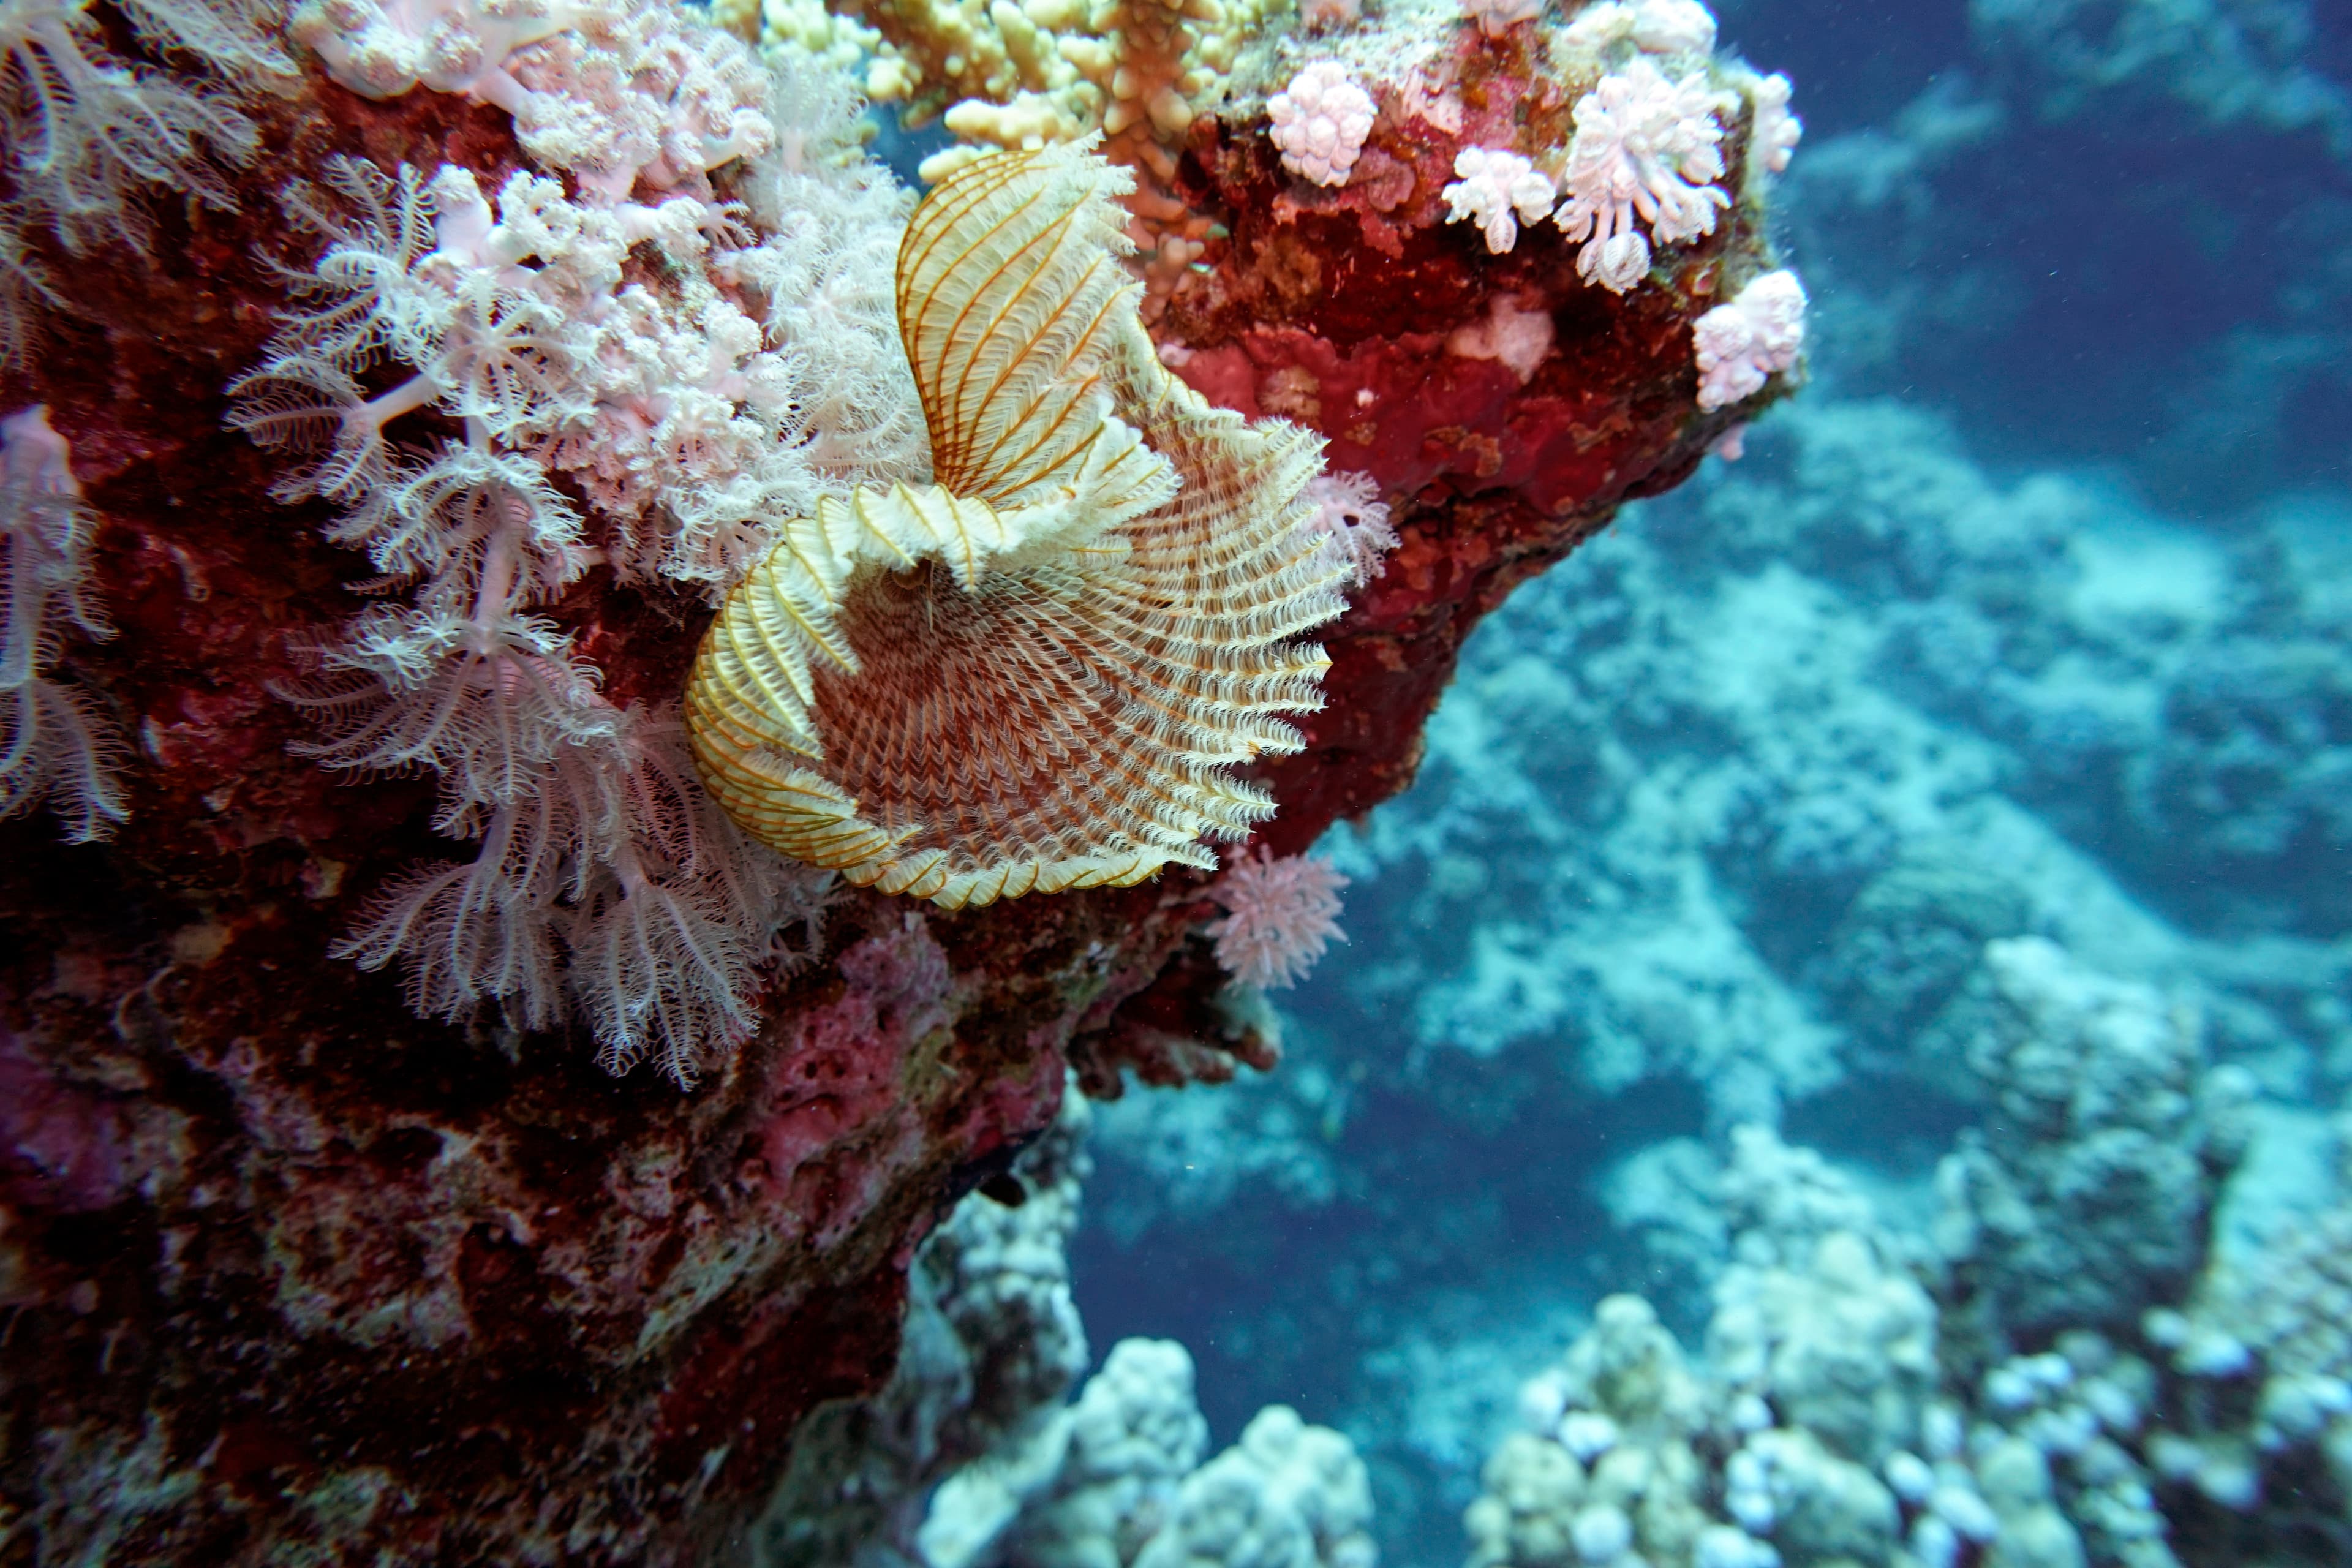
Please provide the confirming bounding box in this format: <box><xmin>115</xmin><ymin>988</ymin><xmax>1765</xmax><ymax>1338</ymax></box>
<box><xmin>1207</xmin><ymin>846</ymin><xmax>1350</xmax><ymax>990</ymax></box>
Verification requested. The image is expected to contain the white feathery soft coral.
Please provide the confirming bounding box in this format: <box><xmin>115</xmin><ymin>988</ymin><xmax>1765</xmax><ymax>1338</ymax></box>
<box><xmin>565</xmin><ymin>720</ymin><xmax>791</xmax><ymax>1085</ymax></box>
<box><xmin>1298</xmin><ymin>472</ymin><xmax>1398</xmax><ymax>588</ymax></box>
<box><xmin>1267</xmin><ymin>62</ymin><xmax>1377</xmax><ymax>189</ymax></box>
<box><xmin>1208</xmin><ymin>847</ymin><xmax>1351</xmax><ymax>991</ymax></box>
<box><xmin>1</xmin><ymin>405</ymin><xmax>127</xmax><ymax>842</ymax></box>
<box><xmin>334</xmin><ymin>785</ymin><xmax>579</xmax><ymax>1033</ymax></box>
<box><xmin>1554</xmin><ymin>56</ymin><xmax>1733</xmax><ymax>293</ymax></box>
<box><xmin>0</xmin><ymin>213</ymin><xmax>58</xmax><ymax>370</ymax></box>
<box><xmin>227</xmin><ymin>160</ymin><xmax>589</xmax><ymax>532</ymax></box>
<box><xmin>1692</xmin><ymin>268</ymin><xmax>1806</xmax><ymax>410</ymax></box>
<box><xmin>279</xmin><ymin>603</ymin><xmax>616</xmax><ymax>831</ymax></box>
<box><xmin>1442</xmin><ymin>147</ymin><xmax>1558</xmax><ymax>255</ymax></box>
<box><xmin>0</xmin><ymin>0</ymin><xmax>286</xmax><ymax>251</ymax></box>
<box><xmin>234</xmin><ymin>5</ymin><xmax>880</xmax><ymax>1086</ymax></box>
<box><xmin>507</xmin><ymin>6</ymin><xmax>775</xmax><ymax>200</ymax></box>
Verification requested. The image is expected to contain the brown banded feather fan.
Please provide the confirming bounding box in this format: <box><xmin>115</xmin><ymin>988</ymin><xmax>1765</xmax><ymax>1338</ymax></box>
<box><xmin>683</xmin><ymin>143</ymin><xmax>1348</xmax><ymax>910</ymax></box>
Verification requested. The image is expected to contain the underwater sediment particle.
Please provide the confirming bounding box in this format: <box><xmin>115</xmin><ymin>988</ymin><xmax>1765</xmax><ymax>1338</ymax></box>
<box><xmin>685</xmin><ymin>143</ymin><xmax>1346</xmax><ymax>910</ymax></box>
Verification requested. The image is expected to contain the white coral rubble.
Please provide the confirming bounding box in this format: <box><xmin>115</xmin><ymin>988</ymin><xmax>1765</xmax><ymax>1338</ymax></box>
<box><xmin>1443</xmin><ymin>146</ymin><xmax>1559</xmax><ymax>256</ymax></box>
<box><xmin>1268</xmin><ymin>62</ymin><xmax>1377</xmax><ymax>189</ymax></box>
<box><xmin>1692</xmin><ymin>269</ymin><xmax>1806</xmax><ymax>411</ymax></box>
<box><xmin>1555</xmin><ymin>56</ymin><xmax>1733</xmax><ymax>293</ymax></box>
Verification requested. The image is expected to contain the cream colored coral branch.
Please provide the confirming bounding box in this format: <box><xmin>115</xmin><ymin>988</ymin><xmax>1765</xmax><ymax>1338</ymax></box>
<box><xmin>684</xmin><ymin>143</ymin><xmax>1345</xmax><ymax>911</ymax></box>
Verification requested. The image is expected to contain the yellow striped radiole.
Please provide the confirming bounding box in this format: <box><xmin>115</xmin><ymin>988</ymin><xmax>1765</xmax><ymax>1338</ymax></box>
<box><xmin>683</xmin><ymin>143</ymin><xmax>1346</xmax><ymax>910</ymax></box>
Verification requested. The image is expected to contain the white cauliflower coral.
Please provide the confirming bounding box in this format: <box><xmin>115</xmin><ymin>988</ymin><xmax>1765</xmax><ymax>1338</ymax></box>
<box><xmin>1267</xmin><ymin>61</ymin><xmax>1376</xmax><ymax>188</ymax></box>
<box><xmin>1442</xmin><ymin>146</ymin><xmax>1558</xmax><ymax>255</ymax></box>
<box><xmin>1692</xmin><ymin>268</ymin><xmax>1806</xmax><ymax>410</ymax></box>
<box><xmin>1553</xmin><ymin>56</ymin><xmax>1733</xmax><ymax>293</ymax></box>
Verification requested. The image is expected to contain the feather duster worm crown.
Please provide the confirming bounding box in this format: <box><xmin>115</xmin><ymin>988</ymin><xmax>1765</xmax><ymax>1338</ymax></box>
<box><xmin>684</xmin><ymin>145</ymin><xmax>1348</xmax><ymax>911</ymax></box>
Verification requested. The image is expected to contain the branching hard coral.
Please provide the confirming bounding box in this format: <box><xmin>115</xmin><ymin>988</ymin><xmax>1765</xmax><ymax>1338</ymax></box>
<box><xmin>1554</xmin><ymin>57</ymin><xmax>1734</xmax><ymax>293</ymax></box>
<box><xmin>685</xmin><ymin>143</ymin><xmax>1348</xmax><ymax>911</ymax></box>
<box><xmin>1297</xmin><ymin>471</ymin><xmax>1397</xmax><ymax>589</ymax></box>
<box><xmin>0</xmin><ymin>0</ymin><xmax>286</xmax><ymax>250</ymax></box>
<box><xmin>1268</xmin><ymin>62</ymin><xmax>1376</xmax><ymax>189</ymax></box>
<box><xmin>1207</xmin><ymin>846</ymin><xmax>1349</xmax><ymax>990</ymax></box>
<box><xmin>1</xmin><ymin>405</ymin><xmax>126</xmax><ymax>842</ymax></box>
<box><xmin>774</xmin><ymin>0</ymin><xmax>1282</xmax><ymax>324</ymax></box>
<box><xmin>1694</xmin><ymin>270</ymin><xmax>1807</xmax><ymax>412</ymax></box>
<box><xmin>1444</xmin><ymin>147</ymin><xmax>1559</xmax><ymax>257</ymax></box>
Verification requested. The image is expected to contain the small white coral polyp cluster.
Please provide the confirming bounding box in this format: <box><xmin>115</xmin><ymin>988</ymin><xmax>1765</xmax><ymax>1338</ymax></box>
<box><xmin>1442</xmin><ymin>147</ymin><xmax>1559</xmax><ymax>257</ymax></box>
<box><xmin>233</xmin><ymin>0</ymin><xmax>926</xmax><ymax>1084</ymax></box>
<box><xmin>1439</xmin><ymin>0</ymin><xmax>1803</xmax><ymax>302</ymax></box>
<box><xmin>1268</xmin><ymin>61</ymin><xmax>1376</xmax><ymax>188</ymax></box>
<box><xmin>1298</xmin><ymin>470</ymin><xmax>1398</xmax><ymax>587</ymax></box>
<box><xmin>1207</xmin><ymin>846</ymin><xmax>1350</xmax><ymax>990</ymax></box>
<box><xmin>0</xmin><ymin>406</ymin><xmax>126</xmax><ymax>842</ymax></box>
<box><xmin>1694</xmin><ymin>270</ymin><xmax>1807</xmax><ymax>411</ymax></box>
<box><xmin>1555</xmin><ymin>56</ymin><xmax>1733</xmax><ymax>292</ymax></box>
<box><xmin>1749</xmin><ymin>70</ymin><xmax>1801</xmax><ymax>175</ymax></box>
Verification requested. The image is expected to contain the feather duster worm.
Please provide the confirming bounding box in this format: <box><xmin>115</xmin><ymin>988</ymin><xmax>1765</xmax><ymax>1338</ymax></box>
<box><xmin>684</xmin><ymin>145</ymin><xmax>1347</xmax><ymax>910</ymax></box>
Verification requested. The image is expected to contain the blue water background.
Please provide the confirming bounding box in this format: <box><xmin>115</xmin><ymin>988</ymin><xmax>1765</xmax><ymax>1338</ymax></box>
<box><xmin>1070</xmin><ymin>2</ymin><xmax>2352</xmax><ymax>1561</ymax></box>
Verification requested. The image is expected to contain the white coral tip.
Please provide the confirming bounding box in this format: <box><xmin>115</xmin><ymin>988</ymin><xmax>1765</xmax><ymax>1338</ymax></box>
<box><xmin>1692</xmin><ymin>268</ymin><xmax>1806</xmax><ymax>410</ymax></box>
<box><xmin>1442</xmin><ymin>146</ymin><xmax>1558</xmax><ymax>255</ymax></box>
<box><xmin>1268</xmin><ymin>62</ymin><xmax>1378</xmax><ymax>188</ymax></box>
